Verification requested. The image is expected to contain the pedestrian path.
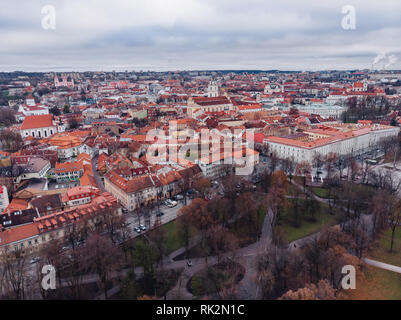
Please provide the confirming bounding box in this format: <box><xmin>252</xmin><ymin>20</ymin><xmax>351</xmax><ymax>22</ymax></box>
<box><xmin>363</xmin><ymin>258</ymin><xmax>401</xmax><ymax>274</ymax></box>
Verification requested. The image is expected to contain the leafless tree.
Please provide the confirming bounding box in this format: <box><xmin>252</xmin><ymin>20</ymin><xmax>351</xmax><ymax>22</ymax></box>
<box><xmin>388</xmin><ymin>200</ymin><xmax>401</xmax><ymax>252</ymax></box>
<box><xmin>83</xmin><ymin>234</ymin><xmax>123</xmax><ymax>299</ymax></box>
<box><xmin>1</xmin><ymin>249</ymin><xmax>29</xmax><ymax>300</ymax></box>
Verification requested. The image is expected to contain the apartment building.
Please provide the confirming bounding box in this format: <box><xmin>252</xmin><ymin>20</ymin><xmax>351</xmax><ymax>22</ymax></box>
<box><xmin>0</xmin><ymin>192</ymin><xmax>120</xmax><ymax>254</ymax></box>
<box><xmin>264</xmin><ymin>123</ymin><xmax>400</xmax><ymax>163</ymax></box>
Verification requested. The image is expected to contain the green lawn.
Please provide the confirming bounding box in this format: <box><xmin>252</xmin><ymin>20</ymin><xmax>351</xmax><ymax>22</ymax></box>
<box><xmin>344</xmin><ymin>265</ymin><xmax>401</xmax><ymax>300</ymax></box>
<box><xmin>157</xmin><ymin>220</ymin><xmax>184</xmax><ymax>254</ymax></box>
<box><xmin>309</xmin><ymin>187</ymin><xmax>332</xmax><ymax>199</ymax></box>
<box><xmin>369</xmin><ymin>228</ymin><xmax>401</xmax><ymax>267</ymax></box>
<box><xmin>278</xmin><ymin>200</ymin><xmax>340</xmax><ymax>243</ymax></box>
<box><xmin>229</xmin><ymin>207</ymin><xmax>266</xmax><ymax>247</ymax></box>
<box><xmin>128</xmin><ymin>220</ymin><xmax>189</xmax><ymax>256</ymax></box>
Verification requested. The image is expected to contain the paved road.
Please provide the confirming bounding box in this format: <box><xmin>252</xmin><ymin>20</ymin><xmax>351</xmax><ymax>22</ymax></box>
<box><xmin>124</xmin><ymin>199</ymin><xmax>192</xmax><ymax>236</ymax></box>
<box><xmin>166</xmin><ymin>209</ymin><xmax>274</xmax><ymax>300</ymax></box>
<box><xmin>362</xmin><ymin>258</ymin><xmax>401</xmax><ymax>274</ymax></box>
<box><xmin>92</xmin><ymin>154</ymin><xmax>105</xmax><ymax>192</ymax></box>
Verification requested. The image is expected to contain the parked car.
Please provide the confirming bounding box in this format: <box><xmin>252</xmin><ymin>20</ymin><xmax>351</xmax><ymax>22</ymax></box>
<box><xmin>175</xmin><ymin>194</ymin><xmax>184</xmax><ymax>200</ymax></box>
<box><xmin>187</xmin><ymin>260</ymin><xmax>193</xmax><ymax>267</ymax></box>
<box><xmin>139</xmin><ymin>224</ymin><xmax>146</xmax><ymax>231</ymax></box>
<box><xmin>134</xmin><ymin>227</ymin><xmax>141</xmax><ymax>233</ymax></box>
<box><xmin>156</xmin><ymin>211</ymin><xmax>164</xmax><ymax>217</ymax></box>
<box><xmin>167</xmin><ymin>200</ymin><xmax>177</xmax><ymax>208</ymax></box>
<box><xmin>29</xmin><ymin>257</ymin><xmax>40</xmax><ymax>264</ymax></box>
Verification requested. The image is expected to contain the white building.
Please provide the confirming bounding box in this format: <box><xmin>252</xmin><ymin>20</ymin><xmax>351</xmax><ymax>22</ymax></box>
<box><xmin>0</xmin><ymin>186</ymin><xmax>9</xmax><ymax>213</ymax></box>
<box><xmin>264</xmin><ymin>124</ymin><xmax>399</xmax><ymax>163</ymax></box>
<box><xmin>288</xmin><ymin>103</ymin><xmax>345</xmax><ymax>119</ymax></box>
<box><xmin>207</xmin><ymin>81</ymin><xmax>219</xmax><ymax>98</ymax></box>
<box><xmin>20</xmin><ymin>114</ymin><xmax>58</xmax><ymax>139</ymax></box>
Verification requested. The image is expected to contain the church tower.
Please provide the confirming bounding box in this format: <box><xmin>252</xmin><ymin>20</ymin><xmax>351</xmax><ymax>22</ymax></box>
<box><xmin>207</xmin><ymin>81</ymin><xmax>219</xmax><ymax>98</ymax></box>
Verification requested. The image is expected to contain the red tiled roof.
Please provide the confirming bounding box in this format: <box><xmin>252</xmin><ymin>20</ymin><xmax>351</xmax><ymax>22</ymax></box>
<box><xmin>20</xmin><ymin>114</ymin><xmax>53</xmax><ymax>130</ymax></box>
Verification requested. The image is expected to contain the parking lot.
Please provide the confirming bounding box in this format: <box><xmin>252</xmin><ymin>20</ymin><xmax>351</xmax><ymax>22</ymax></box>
<box><xmin>123</xmin><ymin>197</ymin><xmax>194</xmax><ymax>238</ymax></box>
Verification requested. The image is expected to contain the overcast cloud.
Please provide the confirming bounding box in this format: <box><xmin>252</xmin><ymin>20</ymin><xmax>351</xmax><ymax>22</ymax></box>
<box><xmin>0</xmin><ymin>0</ymin><xmax>400</xmax><ymax>71</ymax></box>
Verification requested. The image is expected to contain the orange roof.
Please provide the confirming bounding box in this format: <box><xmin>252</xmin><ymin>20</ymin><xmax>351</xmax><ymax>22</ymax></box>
<box><xmin>0</xmin><ymin>223</ymin><xmax>39</xmax><ymax>245</ymax></box>
<box><xmin>66</xmin><ymin>185</ymin><xmax>99</xmax><ymax>198</ymax></box>
<box><xmin>77</xmin><ymin>152</ymin><xmax>91</xmax><ymax>162</ymax></box>
<box><xmin>21</xmin><ymin>114</ymin><xmax>53</xmax><ymax>130</ymax></box>
<box><xmin>2</xmin><ymin>199</ymin><xmax>29</xmax><ymax>214</ymax></box>
<box><xmin>45</xmin><ymin>134</ymin><xmax>82</xmax><ymax>149</ymax></box>
<box><xmin>80</xmin><ymin>173</ymin><xmax>98</xmax><ymax>188</ymax></box>
<box><xmin>55</xmin><ymin>161</ymin><xmax>83</xmax><ymax>173</ymax></box>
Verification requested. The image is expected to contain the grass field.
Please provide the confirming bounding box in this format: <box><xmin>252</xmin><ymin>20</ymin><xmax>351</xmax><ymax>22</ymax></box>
<box><xmin>278</xmin><ymin>199</ymin><xmax>340</xmax><ymax>243</ymax></box>
<box><xmin>309</xmin><ymin>187</ymin><xmax>332</xmax><ymax>199</ymax></box>
<box><xmin>128</xmin><ymin>220</ymin><xmax>190</xmax><ymax>256</ymax></box>
<box><xmin>229</xmin><ymin>207</ymin><xmax>267</xmax><ymax>247</ymax></box>
<box><xmin>369</xmin><ymin>228</ymin><xmax>401</xmax><ymax>267</ymax></box>
<box><xmin>342</xmin><ymin>265</ymin><xmax>401</xmax><ymax>300</ymax></box>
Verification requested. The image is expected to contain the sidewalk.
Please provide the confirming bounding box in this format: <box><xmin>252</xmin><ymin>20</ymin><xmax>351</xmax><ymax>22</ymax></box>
<box><xmin>362</xmin><ymin>258</ymin><xmax>401</xmax><ymax>274</ymax></box>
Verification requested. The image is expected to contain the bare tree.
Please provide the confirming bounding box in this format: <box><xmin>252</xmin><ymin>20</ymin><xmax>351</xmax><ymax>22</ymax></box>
<box><xmin>388</xmin><ymin>200</ymin><xmax>401</xmax><ymax>253</ymax></box>
<box><xmin>83</xmin><ymin>234</ymin><xmax>123</xmax><ymax>299</ymax></box>
<box><xmin>1</xmin><ymin>249</ymin><xmax>29</xmax><ymax>300</ymax></box>
<box><xmin>281</xmin><ymin>157</ymin><xmax>296</xmax><ymax>177</ymax></box>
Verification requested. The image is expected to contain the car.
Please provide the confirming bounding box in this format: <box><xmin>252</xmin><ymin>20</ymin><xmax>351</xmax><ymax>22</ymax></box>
<box><xmin>29</xmin><ymin>257</ymin><xmax>40</xmax><ymax>264</ymax></box>
<box><xmin>167</xmin><ymin>200</ymin><xmax>177</xmax><ymax>208</ymax></box>
<box><xmin>164</xmin><ymin>199</ymin><xmax>172</xmax><ymax>206</ymax></box>
<box><xmin>139</xmin><ymin>224</ymin><xmax>146</xmax><ymax>231</ymax></box>
<box><xmin>218</xmin><ymin>190</ymin><xmax>224</xmax><ymax>196</ymax></box>
<box><xmin>134</xmin><ymin>227</ymin><xmax>141</xmax><ymax>233</ymax></box>
<box><xmin>156</xmin><ymin>211</ymin><xmax>164</xmax><ymax>217</ymax></box>
<box><xmin>175</xmin><ymin>194</ymin><xmax>184</xmax><ymax>200</ymax></box>
<box><xmin>187</xmin><ymin>260</ymin><xmax>193</xmax><ymax>267</ymax></box>
<box><xmin>76</xmin><ymin>240</ymin><xmax>86</xmax><ymax>246</ymax></box>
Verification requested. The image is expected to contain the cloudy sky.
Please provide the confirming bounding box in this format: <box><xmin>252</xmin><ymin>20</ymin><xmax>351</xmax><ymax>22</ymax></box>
<box><xmin>0</xmin><ymin>0</ymin><xmax>400</xmax><ymax>71</ymax></box>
